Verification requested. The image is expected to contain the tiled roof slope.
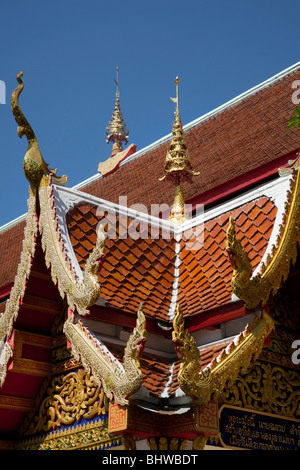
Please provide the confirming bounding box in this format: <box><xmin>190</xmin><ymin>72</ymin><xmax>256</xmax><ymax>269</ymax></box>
<box><xmin>81</xmin><ymin>65</ymin><xmax>300</xmax><ymax>210</ymax></box>
<box><xmin>66</xmin><ymin>203</ymin><xmax>177</xmax><ymax>320</ymax></box>
<box><xmin>0</xmin><ymin>220</ymin><xmax>26</xmax><ymax>291</ymax></box>
<box><xmin>66</xmin><ymin>196</ymin><xmax>276</xmax><ymax>321</ymax></box>
<box><xmin>177</xmin><ymin>197</ymin><xmax>276</xmax><ymax>316</ymax></box>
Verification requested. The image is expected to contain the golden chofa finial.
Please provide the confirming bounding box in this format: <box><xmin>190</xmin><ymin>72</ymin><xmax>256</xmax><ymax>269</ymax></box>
<box><xmin>11</xmin><ymin>71</ymin><xmax>68</xmax><ymax>190</ymax></box>
<box><xmin>160</xmin><ymin>76</ymin><xmax>199</xmax><ymax>224</ymax></box>
<box><xmin>106</xmin><ymin>67</ymin><xmax>129</xmax><ymax>156</ymax></box>
<box><xmin>160</xmin><ymin>76</ymin><xmax>198</xmax><ymax>184</ymax></box>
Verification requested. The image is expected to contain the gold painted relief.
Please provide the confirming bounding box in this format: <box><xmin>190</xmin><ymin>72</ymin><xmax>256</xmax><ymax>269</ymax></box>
<box><xmin>18</xmin><ymin>419</ymin><xmax>122</xmax><ymax>451</ymax></box>
<box><xmin>17</xmin><ymin>368</ymin><xmax>123</xmax><ymax>450</ymax></box>
<box><xmin>24</xmin><ymin>369</ymin><xmax>106</xmax><ymax>435</ymax></box>
<box><xmin>221</xmin><ymin>361</ymin><xmax>300</xmax><ymax>419</ymax></box>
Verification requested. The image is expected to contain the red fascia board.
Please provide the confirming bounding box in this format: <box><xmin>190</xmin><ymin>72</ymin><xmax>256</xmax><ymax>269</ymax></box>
<box><xmin>88</xmin><ymin>305</ymin><xmax>173</xmax><ymax>338</ymax></box>
<box><xmin>187</xmin><ymin>150</ymin><xmax>298</xmax><ymax>211</ymax></box>
<box><xmin>185</xmin><ymin>300</ymin><xmax>247</xmax><ymax>332</ymax></box>
<box><xmin>89</xmin><ymin>301</ymin><xmax>248</xmax><ymax>337</ymax></box>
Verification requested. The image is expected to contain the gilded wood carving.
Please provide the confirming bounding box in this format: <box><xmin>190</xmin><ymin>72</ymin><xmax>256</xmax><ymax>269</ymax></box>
<box><xmin>38</xmin><ymin>175</ymin><xmax>106</xmax><ymax>316</ymax></box>
<box><xmin>0</xmin><ymin>191</ymin><xmax>37</xmax><ymax>386</ymax></box>
<box><xmin>172</xmin><ymin>304</ymin><xmax>274</xmax><ymax>404</ymax></box>
<box><xmin>226</xmin><ymin>167</ymin><xmax>300</xmax><ymax>310</ymax></box>
<box><xmin>11</xmin><ymin>72</ymin><xmax>67</xmax><ymax>189</ymax></box>
<box><xmin>63</xmin><ymin>305</ymin><xmax>147</xmax><ymax>406</ymax></box>
<box><xmin>25</xmin><ymin>369</ymin><xmax>106</xmax><ymax>435</ymax></box>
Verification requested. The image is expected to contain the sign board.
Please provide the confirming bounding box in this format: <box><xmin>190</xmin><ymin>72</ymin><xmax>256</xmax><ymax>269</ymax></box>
<box><xmin>219</xmin><ymin>405</ymin><xmax>300</xmax><ymax>450</ymax></box>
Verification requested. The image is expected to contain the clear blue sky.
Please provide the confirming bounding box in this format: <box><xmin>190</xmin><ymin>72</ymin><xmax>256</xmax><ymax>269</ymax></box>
<box><xmin>0</xmin><ymin>0</ymin><xmax>300</xmax><ymax>226</ymax></box>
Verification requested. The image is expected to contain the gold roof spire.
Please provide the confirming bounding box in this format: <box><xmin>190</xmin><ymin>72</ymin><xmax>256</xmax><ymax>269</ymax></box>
<box><xmin>160</xmin><ymin>76</ymin><xmax>199</xmax><ymax>224</ymax></box>
<box><xmin>106</xmin><ymin>67</ymin><xmax>129</xmax><ymax>156</ymax></box>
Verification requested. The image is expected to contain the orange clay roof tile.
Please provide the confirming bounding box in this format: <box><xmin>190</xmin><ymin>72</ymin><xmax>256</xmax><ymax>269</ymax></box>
<box><xmin>63</xmin><ymin>194</ymin><xmax>277</xmax><ymax>323</ymax></box>
<box><xmin>176</xmin><ymin>197</ymin><xmax>276</xmax><ymax>318</ymax></box>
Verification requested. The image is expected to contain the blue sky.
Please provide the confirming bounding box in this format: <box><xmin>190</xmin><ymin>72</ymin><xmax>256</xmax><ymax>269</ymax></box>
<box><xmin>0</xmin><ymin>0</ymin><xmax>300</xmax><ymax>226</ymax></box>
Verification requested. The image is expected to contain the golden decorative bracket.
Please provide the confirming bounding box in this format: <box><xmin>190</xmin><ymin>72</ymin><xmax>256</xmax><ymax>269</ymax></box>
<box><xmin>226</xmin><ymin>166</ymin><xmax>300</xmax><ymax>310</ymax></box>
<box><xmin>63</xmin><ymin>304</ymin><xmax>147</xmax><ymax>406</ymax></box>
<box><xmin>172</xmin><ymin>305</ymin><xmax>274</xmax><ymax>404</ymax></box>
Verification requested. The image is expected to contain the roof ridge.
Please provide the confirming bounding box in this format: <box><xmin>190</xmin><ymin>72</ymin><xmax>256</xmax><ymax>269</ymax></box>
<box><xmin>0</xmin><ymin>212</ymin><xmax>27</xmax><ymax>234</ymax></box>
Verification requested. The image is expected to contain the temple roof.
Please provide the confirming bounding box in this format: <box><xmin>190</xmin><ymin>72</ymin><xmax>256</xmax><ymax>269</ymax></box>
<box><xmin>1</xmin><ymin>64</ymin><xmax>300</xmax><ymax>434</ymax></box>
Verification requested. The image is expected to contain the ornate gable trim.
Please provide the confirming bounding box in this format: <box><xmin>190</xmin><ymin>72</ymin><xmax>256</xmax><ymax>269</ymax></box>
<box><xmin>0</xmin><ymin>191</ymin><xmax>37</xmax><ymax>386</ymax></box>
<box><xmin>38</xmin><ymin>175</ymin><xmax>106</xmax><ymax>316</ymax></box>
<box><xmin>63</xmin><ymin>305</ymin><xmax>147</xmax><ymax>406</ymax></box>
<box><xmin>226</xmin><ymin>165</ymin><xmax>300</xmax><ymax>310</ymax></box>
<box><xmin>172</xmin><ymin>305</ymin><xmax>274</xmax><ymax>404</ymax></box>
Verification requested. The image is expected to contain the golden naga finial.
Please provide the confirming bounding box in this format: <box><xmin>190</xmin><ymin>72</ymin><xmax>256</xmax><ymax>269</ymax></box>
<box><xmin>160</xmin><ymin>77</ymin><xmax>199</xmax><ymax>224</ymax></box>
<box><xmin>11</xmin><ymin>72</ymin><xmax>68</xmax><ymax>190</ymax></box>
<box><xmin>172</xmin><ymin>303</ymin><xmax>274</xmax><ymax>405</ymax></box>
<box><xmin>106</xmin><ymin>67</ymin><xmax>129</xmax><ymax>156</ymax></box>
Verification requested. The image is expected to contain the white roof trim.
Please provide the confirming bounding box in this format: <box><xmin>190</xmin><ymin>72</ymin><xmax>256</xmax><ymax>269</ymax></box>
<box><xmin>0</xmin><ymin>212</ymin><xmax>27</xmax><ymax>234</ymax></box>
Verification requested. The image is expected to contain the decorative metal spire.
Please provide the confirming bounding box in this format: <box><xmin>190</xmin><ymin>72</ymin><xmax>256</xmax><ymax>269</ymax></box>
<box><xmin>160</xmin><ymin>77</ymin><xmax>199</xmax><ymax>224</ymax></box>
<box><xmin>106</xmin><ymin>67</ymin><xmax>129</xmax><ymax>156</ymax></box>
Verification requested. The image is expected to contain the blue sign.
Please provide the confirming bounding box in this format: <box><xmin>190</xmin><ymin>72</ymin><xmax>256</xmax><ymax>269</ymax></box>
<box><xmin>219</xmin><ymin>405</ymin><xmax>300</xmax><ymax>450</ymax></box>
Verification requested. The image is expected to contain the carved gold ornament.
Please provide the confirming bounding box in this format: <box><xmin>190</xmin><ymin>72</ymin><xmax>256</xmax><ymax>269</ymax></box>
<box><xmin>221</xmin><ymin>361</ymin><xmax>300</xmax><ymax>419</ymax></box>
<box><xmin>226</xmin><ymin>167</ymin><xmax>300</xmax><ymax>309</ymax></box>
<box><xmin>160</xmin><ymin>77</ymin><xmax>199</xmax><ymax>225</ymax></box>
<box><xmin>147</xmin><ymin>437</ymin><xmax>187</xmax><ymax>451</ymax></box>
<box><xmin>25</xmin><ymin>369</ymin><xmax>106</xmax><ymax>435</ymax></box>
<box><xmin>63</xmin><ymin>304</ymin><xmax>147</xmax><ymax>406</ymax></box>
<box><xmin>121</xmin><ymin>434</ymin><xmax>136</xmax><ymax>450</ymax></box>
<box><xmin>160</xmin><ymin>77</ymin><xmax>199</xmax><ymax>184</ymax></box>
<box><xmin>172</xmin><ymin>305</ymin><xmax>274</xmax><ymax>404</ymax></box>
<box><xmin>106</xmin><ymin>67</ymin><xmax>129</xmax><ymax>156</ymax></box>
<box><xmin>11</xmin><ymin>72</ymin><xmax>68</xmax><ymax>189</ymax></box>
<box><xmin>0</xmin><ymin>191</ymin><xmax>37</xmax><ymax>386</ymax></box>
<box><xmin>38</xmin><ymin>175</ymin><xmax>106</xmax><ymax>316</ymax></box>
<box><xmin>193</xmin><ymin>434</ymin><xmax>208</xmax><ymax>450</ymax></box>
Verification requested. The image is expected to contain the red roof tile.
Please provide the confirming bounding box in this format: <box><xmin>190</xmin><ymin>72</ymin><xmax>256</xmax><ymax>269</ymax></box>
<box><xmin>177</xmin><ymin>197</ymin><xmax>276</xmax><ymax>318</ymax></box>
<box><xmin>0</xmin><ymin>65</ymin><xmax>295</xmax><ymax>308</ymax></box>
<box><xmin>66</xmin><ymin>203</ymin><xmax>177</xmax><ymax>320</ymax></box>
<box><xmin>0</xmin><ymin>220</ymin><xmax>26</xmax><ymax>291</ymax></box>
<box><xmin>66</xmin><ymin>196</ymin><xmax>276</xmax><ymax>322</ymax></box>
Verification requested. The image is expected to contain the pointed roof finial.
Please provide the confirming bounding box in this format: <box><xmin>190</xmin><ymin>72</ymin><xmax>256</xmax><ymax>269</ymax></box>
<box><xmin>159</xmin><ymin>76</ymin><xmax>199</xmax><ymax>224</ymax></box>
<box><xmin>160</xmin><ymin>76</ymin><xmax>199</xmax><ymax>184</ymax></box>
<box><xmin>106</xmin><ymin>67</ymin><xmax>129</xmax><ymax>156</ymax></box>
<box><xmin>115</xmin><ymin>66</ymin><xmax>119</xmax><ymax>96</ymax></box>
<box><xmin>170</xmin><ymin>76</ymin><xmax>180</xmax><ymax>116</ymax></box>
